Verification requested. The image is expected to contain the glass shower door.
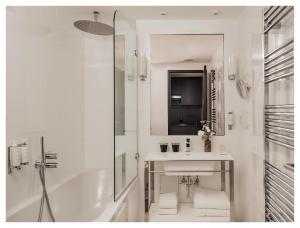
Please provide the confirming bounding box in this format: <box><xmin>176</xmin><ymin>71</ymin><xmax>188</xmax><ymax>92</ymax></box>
<box><xmin>113</xmin><ymin>10</ymin><xmax>138</xmax><ymax>199</ymax></box>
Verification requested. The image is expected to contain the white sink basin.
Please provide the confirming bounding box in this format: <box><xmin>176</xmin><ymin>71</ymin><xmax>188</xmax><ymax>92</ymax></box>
<box><xmin>163</xmin><ymin>160</ymin><xmax>216</xmax><ymax>176</ymax></box>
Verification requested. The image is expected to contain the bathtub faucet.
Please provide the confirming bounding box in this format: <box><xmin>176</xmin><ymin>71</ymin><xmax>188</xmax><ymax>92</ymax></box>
<box><xmin>35</xmin><ymin>137</ymin><xmax>58</xmax><ymax>169</ymax></box>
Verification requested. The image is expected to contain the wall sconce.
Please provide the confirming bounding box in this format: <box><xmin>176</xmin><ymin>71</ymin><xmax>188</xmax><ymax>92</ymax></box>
<box><xmin>228</xmin><ymin>55</ymin><xmax>237</xmax><ymax>80</ymax></box>
<box><xmin>227</xmin><ymin>112</ymin><xmax>234</xmax><ymax>130</ymax></box>
<box><xmin>138</xmin><ymin>54</ymin><xmax>148</xmax><ymax>81</ymax></box>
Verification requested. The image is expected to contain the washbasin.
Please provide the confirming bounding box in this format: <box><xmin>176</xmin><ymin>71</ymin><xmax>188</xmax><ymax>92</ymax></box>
<box><xmin>162</xmin><ymin>152</ymin><xmax>217</xmax><ymax>176</ymax></box>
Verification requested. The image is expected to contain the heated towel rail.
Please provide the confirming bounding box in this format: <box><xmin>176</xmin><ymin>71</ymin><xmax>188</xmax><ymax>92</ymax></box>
<box><xmin>264</xmin><ymin>6</ymin><xmax>294</xmax><ymax>222</ymax></box>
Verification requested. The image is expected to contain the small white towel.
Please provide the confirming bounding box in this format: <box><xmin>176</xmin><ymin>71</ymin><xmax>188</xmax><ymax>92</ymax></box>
<box><xmin>158</xmin><ymin>208</ymin><xmax>178</xmax><ymax>215</ymax></box>
<box><xmin>158</xmin><ymin>192</ymin><xmax>178</xmax><ymax>209</ymax></box>
<box><xmin>193</xmin><ymin>187</ymin><xmax>230</xmax><ymax>210</ymax></box>
<box><xmin>194</xmin><ymin>208</ymin><xmax>229</xmax><ymax>217</ymax></box>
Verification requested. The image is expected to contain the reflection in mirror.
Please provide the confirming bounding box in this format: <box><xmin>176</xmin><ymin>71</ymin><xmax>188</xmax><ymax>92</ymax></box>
<box><xmin>150</xmin><ymin>34</ymin><xmax>225</xmax><ymax>136</ymax></box>
<box><xmin>114</xmin><ymin>11</ymin><xmax>138</xmax><ymax>199</ymax></box>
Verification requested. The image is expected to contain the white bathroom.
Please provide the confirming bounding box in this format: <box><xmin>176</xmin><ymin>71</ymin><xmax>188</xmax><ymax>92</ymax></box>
<box><xmin>1</xmin><ymin>0</ymin><xmax>297</xmax><ymax>225</ymax></box>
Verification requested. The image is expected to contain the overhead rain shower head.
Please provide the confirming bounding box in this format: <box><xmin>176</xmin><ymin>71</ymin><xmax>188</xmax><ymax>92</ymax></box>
<box><xmin>73</xmin><ymin>11</ymin><xmax>113</xmax><ymax>35</ymax></box>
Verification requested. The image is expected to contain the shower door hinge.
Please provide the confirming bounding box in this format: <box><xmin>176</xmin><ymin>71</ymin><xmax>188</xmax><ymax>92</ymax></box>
<box><xmin>135</xmin><ymin>152</ymin><xmax>139</xmax><ymax>160</ymax></box>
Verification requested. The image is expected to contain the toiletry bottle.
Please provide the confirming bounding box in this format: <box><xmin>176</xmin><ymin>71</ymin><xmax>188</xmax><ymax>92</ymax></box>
<box><xmin>186</xmin><ymin>138</ymin><xmax>190</xmax><ymax>152</ymax></box>
<box><xmin>20</xmin><ymin>138</ymin><xmax>30</xmax><ymax>165</ymax></box>
<box><xmin>10</xmin><ymin>140</ymin><xmax>21</xmax><ymax>168</ymax></box>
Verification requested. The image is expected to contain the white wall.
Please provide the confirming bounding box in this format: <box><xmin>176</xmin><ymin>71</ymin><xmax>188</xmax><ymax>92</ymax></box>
<box><xmin>236</xmin><ymin>7</ymin><xmax>265</xmax><ymax>221</ymax></box>
<box><xmin>6</xmin><ymin>8</ymin><xmax>85</xmax><ymax>214</ymax></box>
<box><xmin>137</xmin><ymin>14</ymin><xmax>264</xmax><ymax>221</ymax></box>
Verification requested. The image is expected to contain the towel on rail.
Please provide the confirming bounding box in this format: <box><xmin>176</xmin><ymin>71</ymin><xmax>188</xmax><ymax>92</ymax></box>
<box><xmin>193</xmin><ymin>187</ymin><xmax>230</xmax><ymax>210</ymax></box>
<box><xmin>194</xmin><ymin>208</ymin><xmax>229</xmax><ymax>217</ymax></box>
<box><xmin>158</xmin><ymin>208</ymin><xmax>178</xmax><ymax>215</ymax></box>
<box><xmin>158</xmin><ymin>192</ymin><xmax>178</xmax><ymax>209</ymax></box>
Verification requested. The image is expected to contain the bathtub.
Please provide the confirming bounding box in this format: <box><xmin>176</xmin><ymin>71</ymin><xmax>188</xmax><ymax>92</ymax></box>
<box><xmin>7</xmin><ymin>169</ymin><xmax>136</xmax><ymax>222</ymax></box>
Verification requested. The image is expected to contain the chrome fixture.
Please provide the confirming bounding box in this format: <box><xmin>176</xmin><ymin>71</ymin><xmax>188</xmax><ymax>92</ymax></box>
<box><xmin>7</xmin><ymin>140</ymin><xmax>29</xmax><ymax>174</ymax></box>
<box><xmin>73</xmin><ymin>11</ymin><xmax>113</xmax><ymax>35</ymax></box>
<box><xmin>264</xmin><ymin>6</ymin><xmax>294</xmax><ymax>222</ymax></box>
<box><xmin>35</xmin><ymin>136</ymin><xmax>57</xmax><ymax>222</ymax></box>
<box><xmin>179</xmin><ymin>176</ymin><xmax>200</xmax><ymax>197</ymax></box>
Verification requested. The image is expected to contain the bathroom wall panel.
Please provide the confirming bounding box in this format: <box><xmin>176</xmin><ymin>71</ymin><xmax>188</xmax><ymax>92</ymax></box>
<box><xmin>6</xmin><ymin>8</ymin><xmax>85</xmax><ymax>213</ymax></box>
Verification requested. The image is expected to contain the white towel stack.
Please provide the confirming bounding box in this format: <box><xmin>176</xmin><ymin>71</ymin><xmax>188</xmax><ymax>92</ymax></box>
<box><xmin>193</xmin><ymin>187</ymin><xmax>230</xmax><ymax>217</ymax></box>
<box><xmin>158</xmin><ymin>192</ymin><xmax>178</xmax><ymax>215</ymax></box>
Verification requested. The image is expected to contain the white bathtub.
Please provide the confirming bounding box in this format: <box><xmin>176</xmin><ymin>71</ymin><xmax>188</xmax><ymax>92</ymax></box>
<box><xmin>7</xmin><ymin>169</ymin><xmax>130</xmax><ymax>222</ymax></box>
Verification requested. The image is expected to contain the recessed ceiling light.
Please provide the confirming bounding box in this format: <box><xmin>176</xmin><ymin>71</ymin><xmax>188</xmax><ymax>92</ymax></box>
<box><xmin>213</xmin><ymin>11</ymin><xmax>220</xmax><ymax>16</ymax></box>
<box><xmin>160</xmin><ymin>12</ymin><xmax>167</xmax><ymax>16</ymax></box>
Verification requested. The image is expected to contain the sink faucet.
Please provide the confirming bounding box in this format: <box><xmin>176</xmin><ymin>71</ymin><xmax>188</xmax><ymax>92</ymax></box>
<box><xmin>186</xmin><ymin>138</ymin><xmax>190</xmax><ymax>152</ymax></box>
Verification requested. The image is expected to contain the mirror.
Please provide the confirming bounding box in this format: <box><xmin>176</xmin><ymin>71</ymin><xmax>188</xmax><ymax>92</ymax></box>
<box><xmin>150</xmin><ymin>34</ymin><xmax>225</xmax><ymax>136</ymax></box>
<box><xmin>114</xmin><ymin>11</ymin><xmax>138</xmax><ymax>199</ymax></box>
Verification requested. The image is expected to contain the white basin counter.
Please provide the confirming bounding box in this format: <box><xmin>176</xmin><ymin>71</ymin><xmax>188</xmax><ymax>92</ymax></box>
<box><xmin>143</xmin><ymin>151</ymin><xmax>235</xmax><ymax>222</ymax></box>
<box><xmin>144</xmin><ymin>151</ymin><xmax>234</xmax><ymax>161</ymax></box>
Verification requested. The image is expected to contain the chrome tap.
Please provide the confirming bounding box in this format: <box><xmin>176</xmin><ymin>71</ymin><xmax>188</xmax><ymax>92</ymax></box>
<box><xmin>35</xmin><ymin>137</ymin><xmax>58</xmax><ymax>169</ymax></box>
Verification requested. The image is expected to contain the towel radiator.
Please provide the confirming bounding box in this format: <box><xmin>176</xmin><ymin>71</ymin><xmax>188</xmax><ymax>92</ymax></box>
<box><xmin>264</xmin><ymin>6</ymin><xmax>294</xmax><ymax>222</ymax></box>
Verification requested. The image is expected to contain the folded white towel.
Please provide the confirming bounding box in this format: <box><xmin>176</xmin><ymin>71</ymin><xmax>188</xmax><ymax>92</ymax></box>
<box><xmin>158</xmin><ymin>192</ymin><xmax>178</xmax><ymax>209</ymax></box>
<box><xmin>193</xmin><ymin>188</ymin><xmax>230</xmax><ymax>210</ymax></box>
<box><xmin>158</xmin><ymin>208</ymin><xmax>178</xmax><ymax>215</ymax></box>
<box><xmin>194</xmin><ymin>208</ymin><xmax>229</xmax><ymax>217</ymax></box>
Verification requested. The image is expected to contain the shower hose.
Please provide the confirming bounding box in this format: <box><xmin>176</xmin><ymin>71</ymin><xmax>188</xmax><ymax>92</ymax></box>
<box><xmin>37</xmin><ymin>165</ymin><xmax>55</xmax><ymax>222</ymax></box>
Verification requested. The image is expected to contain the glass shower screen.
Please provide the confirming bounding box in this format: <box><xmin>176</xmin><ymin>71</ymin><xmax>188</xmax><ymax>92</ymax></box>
<box><xmin>113</xmin><ymin>10</ymin><xmax>138</xmax><ymax>200</ymax></box>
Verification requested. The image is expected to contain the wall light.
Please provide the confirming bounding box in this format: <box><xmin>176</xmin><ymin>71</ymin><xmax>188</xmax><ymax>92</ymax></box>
<box><xmin>228</xmin><ymin>55</ymin><xmax>237</xmax><ymax>80</ymax></box>
<box><xmin>138</xmin><ymin>54</ymin><xmax>148</xmax><ymax>81</ymax></box>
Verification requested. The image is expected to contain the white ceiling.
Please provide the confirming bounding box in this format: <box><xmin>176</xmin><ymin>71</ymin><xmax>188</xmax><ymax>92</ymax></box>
<box><xmin>8</xmin><ymin>6</ymin><xmax>244</xmax><ymax>24</ymax></box>
<box><xmin>150</xmin><ymin>34</ymin><xmax>223</xmax><ymax>64</ymax></box>
<box><xmin>113</xmin><ymin>6</ymin><xmax>244</xmax><ymax>20</ymax></box>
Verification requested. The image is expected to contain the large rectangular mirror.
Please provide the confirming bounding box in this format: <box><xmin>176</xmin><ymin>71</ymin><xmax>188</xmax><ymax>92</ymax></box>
<box><xmin>150</xmin><ymin>34</ymin><xmax>225</xmax><ymax>136</ymax></box>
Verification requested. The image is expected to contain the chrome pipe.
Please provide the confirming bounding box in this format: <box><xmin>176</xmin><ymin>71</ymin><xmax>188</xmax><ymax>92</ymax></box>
<box><xmin>266</xmin><ymin>208</ymin><xmax>279</xmax><ymax>222</ymax></box>
<box><xmin>265</xmin><ymin>112</ymin><xmax>294</xmax><ymax>116</ymax></box>
<box><xmin>265</xmin><ymin>39</ymin><xmax>293</xmax><ymax>59</ymax></box>
<box><xmin>266</xmin><ymin>197</ymin><xmax>293</xmax><ymax>222</ymax></box>
<box><xmin>265</xmin><ymin>104</ymin><xmax>294</xmax><ymax>109</ymax></box>
<box><xmin>265</xmin><ymin>169</ymin><xmax>294</xmax><ymax>190</ymax></box>
<box><xmin>264</xmin><ymin>55</ymin><xmax>293</xmax><ymax>71</ymax></box>
<box><xmin>265</xmin><ymin>47</ymin><xmax>293</xmax><ymax>65</ymax></box>
<box><xmin>264</xmin><ymin>6</ymin><xmax>281</xmax><ymax>23</ymax></box>
<box><xmin>264</xmin><ymin>6</ymin><xmax>273</xmax><ymax>16</ymax></box>
<box><xmin>265</xmin><ymin>72</ymin><xmax>293</xmax><ymax>83</ymax></box>
<box><xmin>265</xmin><ymin>125</ymin><xmax>294</xmax><ymax>133</ymax></box>
<box><xmin>267</xmin><ymin>191</ymin><xmax>294</xmax><ymax>216</ymax></box>
<box><xmin>264</xmin><ymin>7</ymin><xmax>293</xmax><ymax>33</ymax></box>
<box><xmin>266</xmin><ymin>178</ymin><xmax>294</xmax><ymax>203</ymax></box>
<box><xmin>265</xmin><ymin>183</ymin><xmax>294</xmax><ymax>209</ymax></box>
<box><xmin>265</xmin><ymin>118</ymin><xmax>294</xmax><ymax>124</ymax></box>
<box><xmin>265</xmin><ymin>131</ymin><xmax>294</xmax><ymax>141</ymax></box>
<box><xmin>265</xmin><ymin>137</ymin><xmax>294</xmax><ymax>150</ymax></box>
<box><xmin>265</xmin><ymin>63</ymin><xmax>293</xmax><ymax>77</ymax></box>
<box><xmin>265</xmin><ymin>162</ymin><xmax>294</xmax><ymax>182</ymax></box>
<box><xmin>266</xmin><ymin>202</ymin><xmax>285</xmax><ymax>222</ymax></box>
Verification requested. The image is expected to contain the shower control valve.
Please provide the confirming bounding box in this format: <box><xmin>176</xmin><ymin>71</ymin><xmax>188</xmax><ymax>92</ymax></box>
<box><xmin>45</xmin><ymin>152</ymin><xmax>57</xmax><ymax>160</ymax></box>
